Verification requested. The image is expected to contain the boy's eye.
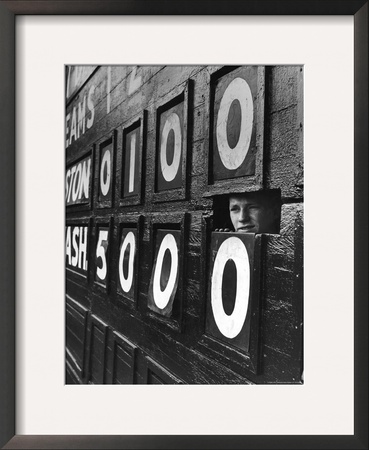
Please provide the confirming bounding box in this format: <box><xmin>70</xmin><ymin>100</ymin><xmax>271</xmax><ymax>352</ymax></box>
<box><xmin>230</xmin><ymin>206</ymin><xmax>239</xmax><ymax>212</ymax></box>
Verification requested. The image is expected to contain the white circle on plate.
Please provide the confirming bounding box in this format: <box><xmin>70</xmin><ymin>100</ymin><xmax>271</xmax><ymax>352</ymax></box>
<box><xmin>211</xmin><ymin>236</ymin><xmax>250</xmax><ymax>338</ymax></box>
<box><xmin>153</xmin><ymin>233</ymin><xmax>179</xmax><ymax>309</ymax></box>
<box><xmin>119</xmin><ymin>231</ymin><xmax>136</xmax><ymax>293</ymax></box>
<box><xmin>216</xmin><ymin>77</ymin><xmax>253</xmax><ymax>170</ymax></box>
<box><xmin>160</xmin><ymin>112</ymin><xmax>182</xmax><ymax>182</ymax></box>
<box><xmin>100</xmin><ymin>149</ymin><xmax>111</xmax><ymax>195</ymax></box>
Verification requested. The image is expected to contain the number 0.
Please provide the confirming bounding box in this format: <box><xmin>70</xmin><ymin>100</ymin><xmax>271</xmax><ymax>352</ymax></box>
<box><xmin>211</xmin><ymin>236</ymin><xmax>250</xmax><ymax>338</ymax></box>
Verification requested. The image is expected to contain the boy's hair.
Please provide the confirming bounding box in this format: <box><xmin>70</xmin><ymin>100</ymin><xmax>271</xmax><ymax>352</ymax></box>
<box><xmin>213</xmin><ymin>189</ymin><xmax>281</xmax><ymax>232</ymax></box>
<box><xmin>229</xmin><ymin>190</ymin><xmax>281</xmax><ymax>209</ymax></box>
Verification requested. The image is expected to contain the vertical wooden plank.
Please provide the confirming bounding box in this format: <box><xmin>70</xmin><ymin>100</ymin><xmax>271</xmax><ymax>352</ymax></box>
<box><xmin>111</xmin><ymin>332</ymin><xmax>137</xmax><ymax>384</ymax></box>
<box><xmin>87</xmin><ymin>316</ymin><xmax>108</xmax><ymax>384</ymax></box>
<box><xmin>66</xmin><ymin>297</ymin><xmax>89</xmax><ymax>381</ymax></box>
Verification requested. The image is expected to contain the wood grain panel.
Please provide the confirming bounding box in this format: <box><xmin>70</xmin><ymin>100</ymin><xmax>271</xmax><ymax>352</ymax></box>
<box><xmin>66</xmin><ymin>296</ymin><xmax>88</xmax><ymax>379</ymax></box>
<box><xmin>87</xmin><ymin>315</ymin><xmax>108</xmax><ymax>384</ymax></box>
<box><xmin>112</xmin><ymin>332</ymin><xmax>137</xmax><ymax>384</ymax></box>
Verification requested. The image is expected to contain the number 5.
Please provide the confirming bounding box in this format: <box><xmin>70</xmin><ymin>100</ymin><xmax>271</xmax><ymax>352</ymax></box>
<box><xmin>96</xmin><ymin>229</ymin><xmax>109</xmax><ymax>281</ymax></box>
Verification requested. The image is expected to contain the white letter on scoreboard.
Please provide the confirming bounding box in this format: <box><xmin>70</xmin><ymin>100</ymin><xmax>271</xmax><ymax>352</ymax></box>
<box><xmin>72</xmin><ymin>163</ymin><xmax>82</xmax><ymax>202</ymax></box>
<box><xmin>65</xmin><ymin>113</ymin><xmax>71</xmax><ymax>147</ymax></box>
<box><xmin>77</xmin><ymin>96</ymin><xmax>86</xmax><ymax>138</ymax></box>
<box><xmin>79</xmin><ymin>227</ymin><xmax>88</xmax><ymax>271</ymax></box>
<box><xmin>67</xmin><ymin>166</ymin><xmax>76</xmax><ymax>203</ymax></box>
<box><xmin>65</xmin><ymin>226</ymin><xmax>72</xmax><ymax>265</ymax></box>
<box><xmin>79</xmin><ymin>158</ymin><xmax>91</xmax><ymax>200</ymax></box>
<box><xmin>87</xmin><ymin>85</ymin><xmax>95</xmax><ymax>129</ymax></box>
<box><xmin>71</xmin><ymin>227</ymin><xmax>79</xmax><ymax>267</ymax></box>
<box><xmin>69</xmin><ymin>107</ymin><xmax>77</xmax><ymax>146</ymax></box>
<box><xmin>65</xmin><ymin>169</ymin><xmax>71</xmax><ymax>201</ymax></box>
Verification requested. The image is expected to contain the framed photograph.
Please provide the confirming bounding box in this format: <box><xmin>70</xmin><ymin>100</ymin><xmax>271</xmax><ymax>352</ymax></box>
<box><xmin>0</xmin><ymin>1</ymin><xmax>367</xmax><ymax>449</ymax></box>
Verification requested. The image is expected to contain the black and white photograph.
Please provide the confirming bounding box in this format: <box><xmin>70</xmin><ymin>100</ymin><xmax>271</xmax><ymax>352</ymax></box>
<box><xmin>65</xmin><ymin>65</ymin><xmax>304</xmax><ymax>385</ymax></box>
<box><xmin>1</xmin><ymin>1</ymin><xmax>367</xmax><ymax>446</ymax></box>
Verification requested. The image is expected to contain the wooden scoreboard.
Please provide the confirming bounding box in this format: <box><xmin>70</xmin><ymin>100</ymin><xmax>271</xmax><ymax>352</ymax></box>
<box><xmin>66</xmin><ymin>65</ymin><xmax>303</xmax><ymax>384</ymax></box>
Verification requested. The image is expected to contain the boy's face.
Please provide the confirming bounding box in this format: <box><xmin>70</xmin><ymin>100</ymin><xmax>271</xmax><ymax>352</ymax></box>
<box><xmin>229</xmin><ymin>194</ymin><xmax>276</xmax><ymax>234</ymax></box>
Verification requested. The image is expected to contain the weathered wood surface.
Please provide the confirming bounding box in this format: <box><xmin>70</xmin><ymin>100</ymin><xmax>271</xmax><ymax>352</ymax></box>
<box><xmin>66</xmin><ymin>65</ymin><xmax>303</xmax><ymax>384</ymax></box>
<box><xmin>265</xmin><ymin>66</ymin><xmax>303</xmax><ymax>198</ymax></box>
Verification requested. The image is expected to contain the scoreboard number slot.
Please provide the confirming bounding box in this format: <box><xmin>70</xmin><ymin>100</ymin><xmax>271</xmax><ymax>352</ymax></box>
<box><xmin>211</xmin><ymin>236</ymin><xmax>250</xmax><ymax>339</ymax></box>
<box><xmin>206</xmin><ymin>232</ymin><xmax>255</xmax><ymax>354</ymax></box>
<box><xmin>148</xmin><ymin>229</ymin><xmax>181</xmax><ymax>317</ymax></box>
<box><xmin>118</xmin><ymin>231</ymin><xmax>136</xmax><ymax>293</ymax></box>
<box><xmin>95</xmin><ymin>227</ymin><xmax>109</xmax><ymax>285</ymax></box>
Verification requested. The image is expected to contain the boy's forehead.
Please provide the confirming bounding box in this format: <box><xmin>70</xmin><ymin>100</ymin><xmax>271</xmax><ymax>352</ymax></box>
<box><xmin>229</xmin><ymin>194</ymin><xmax>262</xmax><ymax>205</ymax></box>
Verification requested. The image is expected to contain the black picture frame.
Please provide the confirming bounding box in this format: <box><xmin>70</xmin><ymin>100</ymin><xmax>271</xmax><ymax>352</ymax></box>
<box><xmin>0</xmin><ymin>1</ymin><xmax>367</xmax><ymax>449</ymax></box>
